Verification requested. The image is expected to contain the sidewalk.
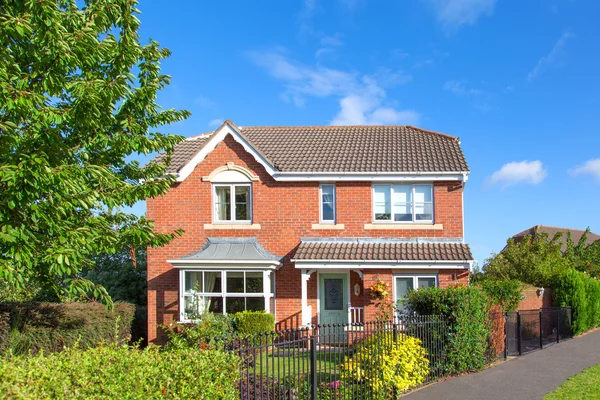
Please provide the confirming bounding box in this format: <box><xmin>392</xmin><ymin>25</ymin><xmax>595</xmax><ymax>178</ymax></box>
<box><xmin>404</xmin><ymin>329</ymin><xmax>600</xmax><ymax>400</ymax></box>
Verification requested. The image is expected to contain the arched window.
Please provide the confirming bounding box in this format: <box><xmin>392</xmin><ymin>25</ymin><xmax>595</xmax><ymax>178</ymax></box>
<box><xmin>206</xmin><ymin>164</ymin><xmax>256</xmax><ymax>223</ymax></box>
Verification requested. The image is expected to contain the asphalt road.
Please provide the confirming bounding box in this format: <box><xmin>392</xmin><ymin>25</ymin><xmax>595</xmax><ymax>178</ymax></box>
<box><xmin>404</xmin><ymin>329</ymin><xmax>600</xmax><ymax>400</ymax></box>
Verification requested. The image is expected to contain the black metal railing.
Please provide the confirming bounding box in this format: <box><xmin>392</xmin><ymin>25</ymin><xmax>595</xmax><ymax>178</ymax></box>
<box><xmin>226</xmin><ymin>316</ymin><xmax>449</xmax><ymax>400</ymax></box>
<box><xmin>494</xmin><ymin>307</ymin><xmax>572</xmax><ymax>358</ymax></box>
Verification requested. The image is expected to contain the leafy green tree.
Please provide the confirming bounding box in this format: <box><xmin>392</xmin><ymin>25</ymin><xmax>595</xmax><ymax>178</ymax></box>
<box><xmin>483</xmin><ymin>233</ymin><xmax>571</xmax><ymax>287</ymax></box>
<box><xmin>0</xmin><ymin>0</ymin><xmax>188</xmax><ymax>307</ymax></box>
<box><xmin>83</xmin><ymin>247</ymin><xmax>147</xmax><ymax>306</ymax></box>
<box><xmin>564</xmin><ymin>228</ymin><xmax>600</xmax><ymax>278</ymax></box>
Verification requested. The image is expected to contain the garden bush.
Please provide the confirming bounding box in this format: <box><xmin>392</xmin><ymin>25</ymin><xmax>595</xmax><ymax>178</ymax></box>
<box><xmin>0</xmin><ymin>302</ymin><xmax>135</xmax><ymax>356</ymax></box>
<box><xmin>232</xmin><ymin>311</ymin><xmax>275</xmax><ymax>337</ymax></box>
<box><xmin>552</xmin><ymin>269</ymin><xmax>600</xmax><ymax>335</ymax></box>
<box><xmin>478</xmin><ymin>279</ymin><xmax>522</xmax><ymax>312</ymax></box>
<box><xmin>405</xmin><ymin>285</ymin><xmax>490</xmax><ymax>374</ymax></box>
<box><xmin>0</xmin><ymin>344</ymin><xmax>239</xmax><ymax>399</ymax></box>
<box><xmin>0</xmin><ymin>312</ymin><xmax>9</xmax><ymax>355</ymax></box>
<box><xmin>340</xmin><ymin>332</ymin><xmax>429</xmax><ymax>398</ymax></box>
<box><xmin>163</xmin><ymin>312</ymin><xmax>234</xmax><ymax>349</ymax></box>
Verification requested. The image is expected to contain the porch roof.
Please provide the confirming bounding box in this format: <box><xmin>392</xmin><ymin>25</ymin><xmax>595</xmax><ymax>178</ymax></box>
<box><xmin>292</xmin><ymin>238</ymin><xmax>473</xmax><ymax>262</ymax></box>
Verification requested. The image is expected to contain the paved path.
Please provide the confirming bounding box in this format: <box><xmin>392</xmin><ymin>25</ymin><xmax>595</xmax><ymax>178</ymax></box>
<box><xmin>404</xmin><ymin>329</ymin><xmax>600</xmax><ymax>400</ymax></box>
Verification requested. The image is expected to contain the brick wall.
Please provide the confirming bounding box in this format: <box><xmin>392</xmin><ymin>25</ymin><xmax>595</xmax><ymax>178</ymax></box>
<box><xmin>519</xmin><ymin>286</ymin><xmax>553</xmax><ymax>310</ymax></box>
<box><xmin>147</xmin><ymin>134</ymin><xmax>466</xmax><ymax>343</ymax></box>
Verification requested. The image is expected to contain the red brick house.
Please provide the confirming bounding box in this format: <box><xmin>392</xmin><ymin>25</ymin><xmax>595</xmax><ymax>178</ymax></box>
<box><xmin>146</xmin><ymin>121</ymin><xmax>474</xmax><ymax>343</ymax></box>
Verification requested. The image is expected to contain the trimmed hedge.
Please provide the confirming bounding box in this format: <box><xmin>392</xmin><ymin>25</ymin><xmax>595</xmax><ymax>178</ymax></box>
<box><xmin>0</xmin><ymin>345</ymin><xmax>240</xmax><ymax>399</ymax></box>
<box><xmin>553</xmin><ymin>269</ymin><xmax>600</xmax><ymax>335</ymax></box>
<box><xmin>0</xmin><ymin>302</ymin><xmax>135</xmax><ymax>356</ymax></box>
<box><xmin>232</xmin><ymin>311</ymin><xmax>275</xmax><ymax>337</ymax></box>
<box><xmin>406</xmin><ymin>285</ymin><xmax>490</xmax><ymax>374</ymax></box>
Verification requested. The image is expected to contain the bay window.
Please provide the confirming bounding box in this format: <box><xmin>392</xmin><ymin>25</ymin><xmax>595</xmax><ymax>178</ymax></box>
<box><xmin>213</xmin><ymin>184</ymin><xmax>251</xmax><ymax>223</ymax></box>
<box><xmin>180</xmin><ymin>269</ymin><xmax>274</xmax><ymax>321</ymax></box>
<box><xmin>373</xmin><ymin>184</ymin><xmax>433</xmax><ymax>223</ymax></box>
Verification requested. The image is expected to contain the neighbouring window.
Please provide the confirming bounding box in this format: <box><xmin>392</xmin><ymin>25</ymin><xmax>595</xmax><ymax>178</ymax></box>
<box><xmin>180</xmin><ymin>270</ymin><xmax>274</xmax><ymax>321</ymax></box>
<box><xmin>320</xmin><ymin>184</ymin><xmax>336</xmax><ymax>223</ymax></box>
<box><xmin>373</xmin><ymin>184</ymin><xmax>433</xmax><ymax>223</ymax></box>
<box><xmin>394</xmin><ymin>275</ymin><xmax>437</xmax><ymax>312</ymax></box>
<box><xmin>213</xmin><ymin>184</ymin><xmax>251</xmax><ymax>223</ymax></box>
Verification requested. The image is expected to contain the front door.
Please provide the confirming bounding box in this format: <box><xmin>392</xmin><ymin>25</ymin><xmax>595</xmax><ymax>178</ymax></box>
<box><xmin>319</xmin><ymin>273</ymin><xmax>348</xmax><ymax>325</ymax></box>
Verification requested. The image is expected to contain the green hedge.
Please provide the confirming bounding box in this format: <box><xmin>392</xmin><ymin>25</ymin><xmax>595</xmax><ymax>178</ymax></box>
<box><xmin>553</xmin><ymin>269</ymin><xmax>600</xmax><ymax>335</ymax></box>
<box><xmin>405</xmin><ymin>285</ymin><xmax>490</xmax><ymax>374</ymax></box>
<box><xmin>0</xmin><ymin>302</ymin><xmax>135</xmax><ymax>356</ymax></box>
<box><xmin>0</xmin><ymin>345</ymin><xmax>239</xmax><ymax>399</ymax></box>
<box><xmin>232</xmin><ymin>311</ymin><xmax>275</xmax><ymax>336</ymax></box>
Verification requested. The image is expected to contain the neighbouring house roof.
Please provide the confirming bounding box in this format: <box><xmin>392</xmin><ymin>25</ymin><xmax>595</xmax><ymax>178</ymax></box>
<box><xmin>292</xmin><ymin>238</ymin><xmax>473</xmax><ymax>262</ymax></box>
<box><xmin>152</xmin><ymin>122</ymin><xmax>469</xmax><ymax>178</ymax></box>
<box><xmin>510</xmin><ymin>225</ymin><xmax>600</xmax><ymax>252</ymax></box>
<box><xmin>171</xmin><ymin>238</ymin><xmax>282</xmax><ymax>264</ymax></box>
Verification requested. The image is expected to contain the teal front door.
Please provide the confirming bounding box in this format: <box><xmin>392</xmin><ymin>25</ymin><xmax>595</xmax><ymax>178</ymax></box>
<box><xmin>319</xmin><ymin>273</ymin><xmax>348</xmax><ymax>325</ymax></box>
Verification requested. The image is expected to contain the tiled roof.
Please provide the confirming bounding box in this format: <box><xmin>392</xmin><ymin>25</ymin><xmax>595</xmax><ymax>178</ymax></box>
<box><xmin>511</xmin><ymin>225</ymin><xmax>600</xmax><ymax>252</ymax></box>
<box><xmin>153</xmin><ymin>124</ymin><xmax>469</xmax><ymax>174</ymax></box>
<box><xmin>241</xmin><ymin>125</ymin><xmax>469</xmax><ymax>173</ymax></box>
<box><xmin>293</xmin><ymin>239</ymin><xmax>473</xmax><ymax>261</ymax></box>
<box><xmin>154</xmin><ymin>134</ymin><xmax>212</xmax><ymax>174</ymax></box>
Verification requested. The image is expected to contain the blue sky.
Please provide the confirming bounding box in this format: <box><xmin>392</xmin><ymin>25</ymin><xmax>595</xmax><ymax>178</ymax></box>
<box><xmin>131</xmin><ymin>0</ymin><xmax>600</xmax><ymax>263</ymax></box>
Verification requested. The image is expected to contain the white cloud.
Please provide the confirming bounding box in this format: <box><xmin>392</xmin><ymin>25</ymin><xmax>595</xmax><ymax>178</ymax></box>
<box><xmin>528</xmin><ymin>32</ymin><xmax>575</xmax><ymax>81</ymax></box>
<box><xmin>443</xmin><ymin>80</ymin><xmax>482</xmax><ymax>96</ymax></box>
<box><xmin>248</xmin><ymin>48</ymin><xmax>418</xmax><ymax>125</ymax></box>
<box><xmin>569</xmin><ymin>159</ymin><xmax>600</xmax><ymax>182</ymax></box>
<box><xmin>194</xmin><ymin>96</ymin><xmax>214</xmax><ymax>108</ymax></box>
<box><xmin>316</xmin><ymin>33</ymin><xmax>344</xmax><ymax>59</ymax></box>
<box><xmin>208</xmin><ymin>118</ymin><xmax>224</xmax><ymax>128</ymax></box>
<box><xmin>486</xmin><ymin>161</ymin><xmax>547</xmax><ymax>188</ymax></box>
<box><xmin>426</xmin><ymin>0</ymin><xmax>496</xmax><ymax>31</ymax></box>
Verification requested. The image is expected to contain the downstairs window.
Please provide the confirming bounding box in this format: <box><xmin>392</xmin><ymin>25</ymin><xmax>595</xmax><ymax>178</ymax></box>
<box><xmin>180</xmin><ymin>269</ymin><xmax>274</xmax><ymax>321</ymax></box>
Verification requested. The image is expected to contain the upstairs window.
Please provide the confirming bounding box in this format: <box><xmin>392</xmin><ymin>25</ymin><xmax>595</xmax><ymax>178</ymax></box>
<box><xmin>213</xmin><ymin>184</ymin><xmax>252</xmax><ymax>223</ymax></box>
<box><xmin>373</xmin><ymin>184</ymin><xmax>433</xmax><ymax>223</ymax></box>
<box><xmin>320</xmin><ymin>184</ymin><xmax>336</xmax><ymax>223</ymax></box>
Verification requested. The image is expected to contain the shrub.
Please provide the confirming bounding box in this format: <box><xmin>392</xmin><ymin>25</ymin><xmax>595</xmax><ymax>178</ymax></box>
<box><xmin>478</xmin><ymin>279</ymin><xmax>522</xmax><ymax>312</ymax></box>
<box><xmin>553</xmin><ymin>269</ymin><xmax>600</xmax><ymax>335</ymax></box>
<box><xmin>232</xmin><ymin>311</ymin><xmax>275</xmax><ymax>337</ymax></box>
<box><xmin>0</xmin><ymin>302</ymin><xmax>135</xmax><ymax>356</ymax></box>
<box><xmin>406</xmin><ymin>285</ymin><xmax>490</xmax><ymax>374</ymax></box>
<box><xmin>0</xmin><ymin>312</ymin><xmax>9</xmax><ymax>355</ymax></box>
<box><xmin>0</xmin><ymin>344</ymin><xmax>239</xmax><ymax>399</ymax></box>
<box><xmin>340</xmin><ymin>333</ymin><xmax>429</xmax><ymax>398</ymax></box>
<box><xmin>164</xmin><ymin>313</ymin><xmax>234</xmax><ymax>349</ymax></box>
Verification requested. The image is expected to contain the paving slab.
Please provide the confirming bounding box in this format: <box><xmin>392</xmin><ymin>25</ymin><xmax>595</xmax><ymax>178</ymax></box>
<box><xmin>404</xmin><ymin>329</ymin><xmax>600</xmax><ymax>400</ymax></box>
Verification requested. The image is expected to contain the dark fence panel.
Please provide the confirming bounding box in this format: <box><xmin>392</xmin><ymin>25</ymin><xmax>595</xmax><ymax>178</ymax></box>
<box><xmin>232</xmin><ymin>316</ymin><xmax>449</xmax><ymax>400</ymax></box>
<box><xmin>503</xmin><ymin>307</ymin><xmax>572</xmax><ymax>357</ymax></box>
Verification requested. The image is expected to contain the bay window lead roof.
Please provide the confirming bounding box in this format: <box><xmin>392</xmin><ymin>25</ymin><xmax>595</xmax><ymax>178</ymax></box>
<box><xmin>180</xmin><ymin>238</ymin><xmax>282</xmax><ymax>262</ymax></box>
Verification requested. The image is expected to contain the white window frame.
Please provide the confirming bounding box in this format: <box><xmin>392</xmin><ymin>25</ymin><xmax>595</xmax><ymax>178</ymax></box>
<box><xmin>212</xmin><ymin>183</ymin><xmax>252</xmax><ymax>224</ymax></box>
<box><xmin>392</xmin><ymin>274</ymin><xmax>438</xmax><ymax>305</ymax></box>
<box><xmin>372</xmin><ymin>184</ymin><xmax>433</xmax><ymax>223</ymax></box>
<box><xmin>319</xmin><ymin>184</ymin><xmax>336</xmax><ymax>224</ymax></box>
<box><xmin>179</xmin><ymin>269</ymin><xmax>275</xmax><ymax>323</ymax></box>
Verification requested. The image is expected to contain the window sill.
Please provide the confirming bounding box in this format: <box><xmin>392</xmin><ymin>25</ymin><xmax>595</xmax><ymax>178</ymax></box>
<box><xmin>312</xmin><ymin>223</ymin><xmax>345</xmax><ymax>230</ymax></box>
<box><xmin>204</xmin><ymin>223</ymin><xmax>261</xmax><ymax>230</ymax></box>
<box><xmin>364</xmin><ymin>223</ymin><xmax>443</xmax><ymax>230</ymax></box>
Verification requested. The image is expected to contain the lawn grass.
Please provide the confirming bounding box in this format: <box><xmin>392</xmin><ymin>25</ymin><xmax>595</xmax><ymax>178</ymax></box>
<box><xmin>545</xmin><ymin>364</ymin><xmax>600</xmax><ymax>399</ymax></box>
<box><xmin>250</xmin><ymin>349</ymin><xmax>344</xmax><ymax>379</ymax></box>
